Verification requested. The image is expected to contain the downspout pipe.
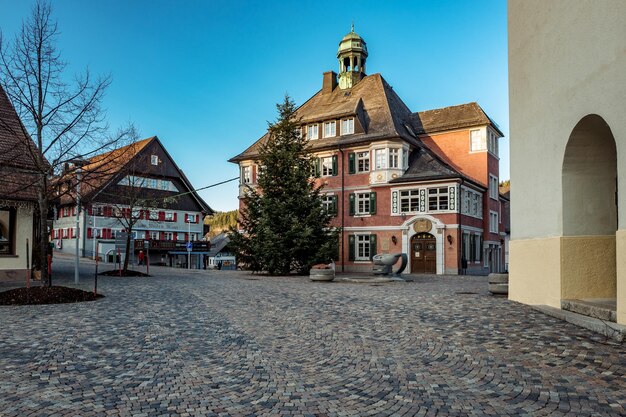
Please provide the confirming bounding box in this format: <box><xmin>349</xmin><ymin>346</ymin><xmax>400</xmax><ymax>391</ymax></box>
<box><xmin>458</xmin><ymin>178</ymin><xmax>464</xmax><ymax>275</ymax></box>
<box><xmin>339</xmin><ymin>146</ymin><xmax>345</xmax><ymax>272</ymax></box>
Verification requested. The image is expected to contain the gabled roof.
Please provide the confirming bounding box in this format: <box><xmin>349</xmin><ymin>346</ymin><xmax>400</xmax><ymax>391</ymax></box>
<box><xmin>412</xmin><ymin>102</ymin><xmax>504</xmax><ymax>136</ymax></box>
<box><xmin>389</xmin><ymin>146</ymin><xmax>485</xmax><ymax>190</ymax></box>
<box><xmin>57</xmin><ymin>136</ymin><xmax>213</xmax><ymax>214</ymax></box>
<box><xmin>207</xmin><ymin>232</ymin><xmax>230</xmax><ymax>257</ymax></box>
<box><xmin>229</xmin><ymin>73</ymin><xmax>419</xmax><ymax>162</ymax></box>
<box><xmin>0</xmin><ymin>85</ymin><xmax>46</xmax><ymax>202</ymax></box>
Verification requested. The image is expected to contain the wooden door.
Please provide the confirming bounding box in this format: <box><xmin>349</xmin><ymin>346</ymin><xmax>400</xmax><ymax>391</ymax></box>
<box><xmin>410</xmin><ymin>233</ymin><xmax>436</xmax><ymax>274</ymax></box>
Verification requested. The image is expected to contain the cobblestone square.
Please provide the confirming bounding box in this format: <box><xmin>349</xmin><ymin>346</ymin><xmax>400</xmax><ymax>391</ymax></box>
<box><xmin>1</xmin><ymin>259</ymin><xmax>624</xmax><ymax>416</ymax></box>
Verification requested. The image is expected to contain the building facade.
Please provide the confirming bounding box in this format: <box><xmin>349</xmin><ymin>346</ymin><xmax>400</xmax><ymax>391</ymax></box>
<box><xmin>231</xmin><ymin>30</ymin><xmax>509</xmax><ymax>275</ymax></box>
<box><xmin>53</xmin><ymin>137</ymin><xmax>213</xmax><ymax>268</ymax></box>
<box><xmin>508</xmin><ymin>0</ymin><xmax>626</xmax><ymax>324</ymax></box>
<box><xmin>0</xmin><ymin>85</ymin><xmax>43</xmax><ymax>281</ymax></box>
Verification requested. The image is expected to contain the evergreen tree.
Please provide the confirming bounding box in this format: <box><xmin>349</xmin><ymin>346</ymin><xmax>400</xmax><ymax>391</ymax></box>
<box><xmin>229</xmin><ymin>95</ymin><xmax>339</xmax><ymax>275</ymax></box>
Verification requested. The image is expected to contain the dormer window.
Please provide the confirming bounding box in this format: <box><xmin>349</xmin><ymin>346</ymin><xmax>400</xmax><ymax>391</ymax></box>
<box><xmin>307</xmin><ymin>124</ymin><xmax>319</xmax><ymax>140</ymax></box>
<box><xmin>341</xmin><ymin>118</ymin><xmax>354</xmax><ymax>135</ymax></box>
<box><xmin>323</xmin><ymin>121</ymin><xmax>336</xmax><ymax>138</ymax></box>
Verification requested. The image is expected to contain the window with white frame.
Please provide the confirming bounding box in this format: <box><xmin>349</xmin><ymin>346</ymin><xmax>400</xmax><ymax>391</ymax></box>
<box><xmin>472</xmin><ymin>194</ymin><xmax>480</xmax><ymax>217</ymax></box>
<box><xmin>490</xmin><ymin>211</ymin><xmax>499</xmax><ymax>233</ymax></box>
<box><xmin>322</xmin><ymin>195</ymin><xmax>334</xmax><ymax>212</ymax></box>
<box><xmin>389</xmin><ymin>148</ymin><xmax>400</xmax><ymax>169</ymax></box>
<box><xmin>402</xmin><ymin>149</ymin><xmax>409</xmax><ymax>169</ymax></box>
<box><xmin>150</xmin><ymin>231</ymin><xmax>159</xmax><ymax>240</ymax></box>
<box><xmin>189</xmin><ymin>233</ymin><xmax>197</xmax><ymax>241</ymax></box>
<box><xmin>132</xmin><ymin>209</ymin><xmax>142</xmax><ymax>219</ymax></box>
<box><xmin>357</xmin><ymin>151</ymin><xmax>370</xmax><ymax>172</ymax></box>
<box><xmin>164</xmin><ymin>212</ymin><xmax>174</xmax><ymax>222</ymax></box>
<box><xmin>323</xmin><ymin>121</ymin><xmax>336</xmax><ymax>138</ymax></box>
<box><xmin>355</xmin><ymin>234</ymin><xmax>371</xmax><ymax>261</ymax></box>
<box><xmin>92</xmin><ymin>205</ymin><xmax>104</xmax><ymax>216</ymax></box>
<box><xmin>307</xmin><ymin>124</ymin><xmax>319</xmax><ymax>140</ymax></box>
<box><xmin>355</xmin><ymin>192</ymin><xmax>371</xmax><ymax>215</ymax></box>
<box><xmin>488</xmin><ymin>130</ymin><xmax>499</xmax><ymax>156</ymax></box>
<box><xmin>399</xmin><ymin>189</ymin><xmax>420</xmax><ymax>213</ymax></box>
<box><xmin>151</xmin><ymin>155</ymin><xmax>159</xmax><ymax>165</ymax></box>
<box><xmin>177</xmin><ymin>232</ymin><xmax>185</xmax><ymax>241</ymax></box>
<box><xmin>149</xmin><ymin>211</ymin><xmax>159</xmax><ymax>220</ymax></box>
<box><xmin>489</xmin><ymin>175</ymin><xmax>499</xmax><ymax>200</ymax></box>
<box><xmin>461</xmin><ymin>188</ymin><xmax>483</xmax><ymax>218</ymax></box>
<box><xmin>470</xmin><ymin>129</ymin><xmax>486</xmax><ymax>151</ymax></box>
<box><xmin>164</xmin><ymin>232</ymin><xmax>173</xmax><ymax>240</ymax></box>
<box><xmin>241</xmin><ymin>166</ymin><xmax>252</xmax><ymax>184</ymax></box>
<box><xmin>186</xmin><ymin>213</ymin><xmax>196</xmax><ymax>223</ymax></box>
<box><xmin>341</xmin><ymin>118</ymin><xmax>354</xmax><ymax>135</ymax></box>
<box><xmin>374</xmin><ymin>148</ymin><xmax>387</xmax><ymax>170</ymax></box>
<box><xmin>92</xmin><ymin>228</ymin><xmax>101</xmax><ymax>238</ymax></box>
<box><xmin>428</xmin><ymin>187</ymin><xmax>449</xmax><ymax>211</ymax></box>
<box><xmin>321</xmin><ymin>157</ymin><xmax>334</xmax><ymax>177</ymax></box>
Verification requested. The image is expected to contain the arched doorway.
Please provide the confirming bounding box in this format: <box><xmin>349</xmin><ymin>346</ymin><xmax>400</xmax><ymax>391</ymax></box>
<box><xmin>410</xmin><ymin>233</ymin><xmax>436</xmax><ymax>274</ymax></box>
<box><xmin>561</xmin><ymin>114</ymin><xmax>617</xmax><ymax>299</ymax></box>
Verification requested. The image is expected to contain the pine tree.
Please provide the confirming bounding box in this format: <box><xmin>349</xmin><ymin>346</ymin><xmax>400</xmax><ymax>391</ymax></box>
<box><xmin>229</xmin><ymin>95</ymin><xmax>339</xmax><ymax>275</ymax></box>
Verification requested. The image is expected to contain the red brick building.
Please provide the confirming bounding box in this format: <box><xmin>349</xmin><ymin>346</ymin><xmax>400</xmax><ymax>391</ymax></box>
<box><xmin>230</xmin><ymin>29</ymin><xmax>508</xmax><ymax>275</ymax></box>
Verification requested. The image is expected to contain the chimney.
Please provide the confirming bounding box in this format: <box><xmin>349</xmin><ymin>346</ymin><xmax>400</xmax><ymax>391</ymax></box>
<box><xmin>322</xmin><ymin>71</ymin><xmax>337</xmax><ymax>94</ymax></box>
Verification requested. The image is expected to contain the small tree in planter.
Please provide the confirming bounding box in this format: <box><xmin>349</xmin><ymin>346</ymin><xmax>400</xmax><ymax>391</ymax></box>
<box><xmin>229</xmin><ymin>95</ymin><xmax>339</xmax><ymax>275</ymax></box>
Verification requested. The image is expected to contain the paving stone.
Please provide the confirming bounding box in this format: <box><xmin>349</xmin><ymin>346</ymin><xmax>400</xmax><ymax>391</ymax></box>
<box><xmin>0</xmin><ymin>258</ymin><xmax>624</xmax><ymax>416</ymax></box>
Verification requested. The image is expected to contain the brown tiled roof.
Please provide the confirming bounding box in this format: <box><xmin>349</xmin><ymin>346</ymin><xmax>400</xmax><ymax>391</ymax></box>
<box><xmin>0</xmin><ymin>85</ymin><xmax>45</xmax><ymax>201</ymax></box>
<box><xmin>229</xmin><ymin>73</ymin><xmax>419</xmax><ymax>162</ymax></box>
<box><xmin>55</xmin><ymin>137</ymin><xmax>155</xmax><ymax>204</ymax></box>
<box><xmin>55</xmin><ymin>136</ymin><xmax>214</xmax><ymax>214</ymax></box>
<box><xmin>412</xmin><ymin>102</ymin><xmax>504</xmax><ymax>136</ymax></box>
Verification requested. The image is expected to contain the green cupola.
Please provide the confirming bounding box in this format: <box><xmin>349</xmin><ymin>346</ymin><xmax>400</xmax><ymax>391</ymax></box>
<box><xmin>337</xmin><ymin>24</ymin><xmax>368</xmax><ymax>89</ymax></box>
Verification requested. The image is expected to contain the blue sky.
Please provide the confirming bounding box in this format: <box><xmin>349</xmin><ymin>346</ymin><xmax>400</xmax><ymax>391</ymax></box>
<box><xmin>0</xmin><ymin>0</ymin><xmax>509</xmax><ymax>212</ymax></box>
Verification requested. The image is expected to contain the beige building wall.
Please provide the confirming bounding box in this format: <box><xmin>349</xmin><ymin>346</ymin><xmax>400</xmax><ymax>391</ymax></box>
<box><xmin>0</xmin><ymin>205</ymin><xmax>34</xmax><ymax>282</ymax></box>
<box><xmin>508</xmin><ymin>0</ymin><xmax>626</xmax><ymax>324</ymax></box>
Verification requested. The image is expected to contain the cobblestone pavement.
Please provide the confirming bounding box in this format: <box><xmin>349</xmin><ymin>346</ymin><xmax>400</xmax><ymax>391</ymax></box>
<box><xmin>1</xmin><ymin>259</ymin><xmax>625</xmax><ymax>416</ymax></box>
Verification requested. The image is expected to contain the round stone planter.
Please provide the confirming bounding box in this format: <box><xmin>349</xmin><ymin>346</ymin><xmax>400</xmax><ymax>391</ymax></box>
<box><xmin>488</xmin><ymin>273</ymin><xmax>509</xmax><ymax>295</ymax></box>
<box><xmin>309</xmin><ymin>269</ymin><xmax>335</xmax><ymax>282</ymax></box>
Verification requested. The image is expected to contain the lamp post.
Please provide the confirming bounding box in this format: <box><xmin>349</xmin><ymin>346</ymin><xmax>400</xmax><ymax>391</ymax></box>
<box><xmin>68</xmin><ymin>158</ymin><xmax>88</xmax><ymax>284</ymax></box>
<box><xmin>187</xmin><ymin>214</ymin><xmax>191</xmax><ymax>270</ymax></box>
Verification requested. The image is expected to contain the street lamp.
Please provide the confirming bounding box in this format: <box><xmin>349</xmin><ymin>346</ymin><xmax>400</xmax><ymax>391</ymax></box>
<box><xmin>68</xmin><ymin>158</ymin><xmax>88</xmax><ymax>284</ymax></box>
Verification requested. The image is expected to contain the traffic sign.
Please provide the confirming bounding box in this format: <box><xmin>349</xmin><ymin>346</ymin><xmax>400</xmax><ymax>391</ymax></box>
<box><xmin>186</xmin><ymin>241</ymin><xmax>192</xmax><ymax>251</ymax></box>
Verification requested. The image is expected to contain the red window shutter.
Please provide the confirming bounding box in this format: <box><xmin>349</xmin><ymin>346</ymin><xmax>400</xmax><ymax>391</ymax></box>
<box><xmin>50</xmin><ymin>229</ymin><xmax>54</xmax><ymax>238</ymax></box>
<box><xmin>196</xmin><ymin>214</ymin><xmax>199</xmax><ymax>223</ymax></box>
<box><xmin>87</xmin><ymin>228</ymin><xmax>92</xmax><ymax>239</ymax></box>
<box><xmin>160</xmin><ymin>231</ymin><xmax>165</xmax><ymax>240</ymax></box>
<box><xmin>72</xmin><ymin>206</ymin><xmax>76</xmax><ymax>216</ymax></box>
<box><xmin>88</xmin><ymin>206</ymin><xmax>93</xmax><ymax>215</ymax></box>
<box><xmin>70</xmin><ymin>228</ymin><xmax>74</xmax><ymax>239</ymax></box>
<box><xmin>184</xmin><ymin>214</ymin><xmax>188</xmax><ymax>223</ymax></box>
<box><xmin>158</xmin><ymin>211</ymin><xmax>165</xmax><ymax>221</ymax></box>
<box><xmin>145</xmin><ymin>231</ymin><xmax>149</xmax><ymax>239</ymax></box>
<box><xmin>185</xmin><ymin>233</ymin><xmax>188</xmax><ymax>241</ymax></box>
<box><xmin>173</xmin><ymin>213</ymin><xmax>177</xmax><ymax>222</ymax></box>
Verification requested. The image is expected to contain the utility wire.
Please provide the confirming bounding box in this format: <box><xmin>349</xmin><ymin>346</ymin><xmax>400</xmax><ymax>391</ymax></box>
<box><xmin>97</xmin><ymin>176</ymin><xmax>240</xmax><ymax>203</ymax></box>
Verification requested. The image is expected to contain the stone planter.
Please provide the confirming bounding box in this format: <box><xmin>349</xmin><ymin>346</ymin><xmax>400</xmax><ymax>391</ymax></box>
<box><xmin>309</xmin><ymin>269</ymin><xmax>335</xmax><ymax>282</ymax></box>
<box><xmin>488</xmin><ymin>273</ymin><xmax>509</xmax><ymax>295</ymax></box>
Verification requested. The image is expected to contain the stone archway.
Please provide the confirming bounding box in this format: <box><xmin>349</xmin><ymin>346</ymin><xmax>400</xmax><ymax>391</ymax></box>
<box><xmin>402</xmin><ymin>215</ymin><xmax>445</xmax><ymax>275</ymax></box>
<box><xmin>561</xmin><ymin>114</ymin><xmax>617</xmax><ymax>299</ymax></box>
